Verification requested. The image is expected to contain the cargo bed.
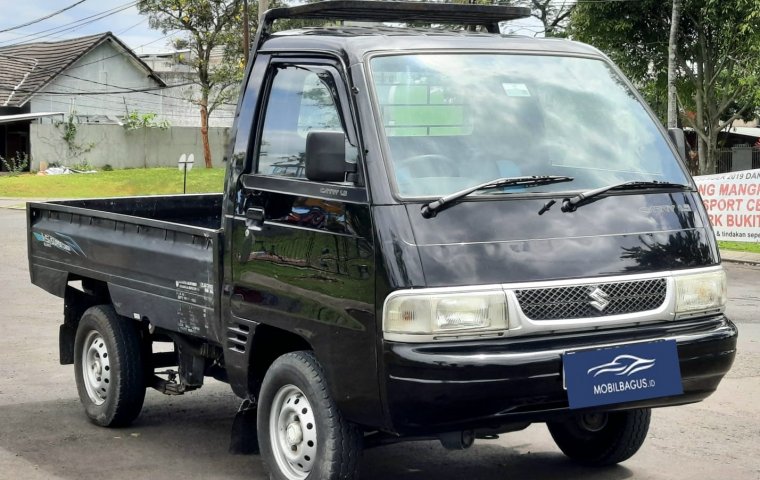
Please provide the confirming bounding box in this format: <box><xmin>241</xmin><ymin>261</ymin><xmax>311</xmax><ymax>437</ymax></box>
<box><xmin>27</xmin><ymin>194</ymin><xmax>223</xmax><ymax>342</ymax></box>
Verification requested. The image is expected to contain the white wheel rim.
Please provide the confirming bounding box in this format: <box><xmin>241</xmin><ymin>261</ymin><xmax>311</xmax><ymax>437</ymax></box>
<box><xmin>269</xmin><ymin>384</ymin><xmax>318</xmax><ymax>480</ymax></box>
<box><xmin>81</xmin><ymin>331</ymin><xmax>111</xmax><ymax>405</ymax></box>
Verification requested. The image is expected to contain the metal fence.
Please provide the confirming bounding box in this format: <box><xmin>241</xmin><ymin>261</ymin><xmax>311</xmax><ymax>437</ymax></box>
<box><xmin>715</xmin><ymin>147</ymin><xmax>760</xmax><ymax>173</ymax></box>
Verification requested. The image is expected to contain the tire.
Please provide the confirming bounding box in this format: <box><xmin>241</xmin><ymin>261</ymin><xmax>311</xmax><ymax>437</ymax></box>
<box><xmin>257</xmin><ymin>351</ymin><xmax>362</xmax><ymax>480</ymax></box>
<box><xmin>73</xmin><ymin>305</ymin><xmax>146</xmax><ymax>427</ymax></box>
<box><xmin>547</xmin><ymin>408</ymin><xmax>651</xmax><ymax>466</ymax></box>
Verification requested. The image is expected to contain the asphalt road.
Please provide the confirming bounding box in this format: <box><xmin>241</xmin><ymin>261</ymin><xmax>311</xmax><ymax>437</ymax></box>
<box><xmin>1</xmin><ymin>207</ymin><xmax>758</xmax><ymax>480</ymax></box>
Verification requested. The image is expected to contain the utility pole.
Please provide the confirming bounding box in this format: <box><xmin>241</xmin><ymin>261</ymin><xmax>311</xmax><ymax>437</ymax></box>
<box><xmin>243</xmin><ymin>0</ymin><xmax>250</xmax><ymax>64</ymax></box>
<box><xmin>259</xmin><ymin>0</ymin><xmax>269</xmax><ymax>23</ymax></box>
<box><xmin>667</xmin><ymin>0</ymin><xmax>681</xmax><ymax>129</ymax></box>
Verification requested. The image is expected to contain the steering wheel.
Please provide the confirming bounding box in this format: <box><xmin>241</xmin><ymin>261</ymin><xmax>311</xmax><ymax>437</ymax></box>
<box><xmin>396</xmin><ymin>154</ymin><xmax>460</xmax><ymax>178</ymax></box>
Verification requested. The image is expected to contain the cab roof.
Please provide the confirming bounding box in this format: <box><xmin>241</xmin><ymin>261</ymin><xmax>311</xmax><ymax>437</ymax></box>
<box><xmin>260</xmin><ymin>26</ymin><xmax>604</xmax><ymax>64</ymax></box>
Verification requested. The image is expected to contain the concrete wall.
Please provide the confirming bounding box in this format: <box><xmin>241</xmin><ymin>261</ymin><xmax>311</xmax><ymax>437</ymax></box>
<box><xmin>29</xmin><ymin>124</ymin><xmax>230</xmax><ymax>170</ymax></box>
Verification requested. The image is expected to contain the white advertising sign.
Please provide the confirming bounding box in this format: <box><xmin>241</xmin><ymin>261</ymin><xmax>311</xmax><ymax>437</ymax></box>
<box><xmin>694</xmin><ymin>168</ymin><xmax>760</xmax><ymax>242</ymax></box>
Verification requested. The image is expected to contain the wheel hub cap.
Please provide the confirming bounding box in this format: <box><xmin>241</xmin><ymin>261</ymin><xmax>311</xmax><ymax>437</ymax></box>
<box><xmin>81</xmin><ymin>331</ymin><xmax>111</xmax><ymax>406</ymax></box>
<box><xmin>287</xmin><ymin>422</ymin><xmax>303</xmax><ymax>445</ymax></box>
<box><xmin>269</xmin><ymin>385</ymin><xmax>318</xmax><ymax>480</ymax></box>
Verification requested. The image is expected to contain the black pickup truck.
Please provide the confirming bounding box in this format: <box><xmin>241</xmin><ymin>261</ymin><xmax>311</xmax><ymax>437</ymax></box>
<box><xmin>27</xmin><ymin>2</ymin><xmax>737</xmax><ymax>479</ymax></box>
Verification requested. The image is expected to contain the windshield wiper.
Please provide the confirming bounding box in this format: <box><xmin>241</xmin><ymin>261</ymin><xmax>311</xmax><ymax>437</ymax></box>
<box><xmin>420</xmin><ymin>175</ymin><xmax>574</xmax><ymax>218</ymax></box>
<box><xmin>560</xmin><ymin>181</ymin><xmax>692</xmax><ymax>213</ymax></box>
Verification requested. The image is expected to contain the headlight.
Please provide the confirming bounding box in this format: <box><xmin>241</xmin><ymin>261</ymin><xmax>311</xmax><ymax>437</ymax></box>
<box><xmin>674</xmin><ymin>269</ymin><xmax>726</xmax><ymax>315</ymax></box>
<box><xmin>383</xmin><ymin>290</ymin><xmax>509</xmax><ymax>340</ymax></box>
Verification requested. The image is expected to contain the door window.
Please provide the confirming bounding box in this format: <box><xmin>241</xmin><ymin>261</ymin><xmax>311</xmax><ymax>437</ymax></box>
<box><xmin>256</xmin><ymin>66</ymin><xmax>346</xmax><ymax>179</ymax></box>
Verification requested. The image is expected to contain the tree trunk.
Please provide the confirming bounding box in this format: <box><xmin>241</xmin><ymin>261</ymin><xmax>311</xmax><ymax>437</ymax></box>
<box><xmin>200</xmin><ymin>99</ymin><xmax>212</xmax><ymax>168</ymax></box>
<box><xmin>706</xmin><ymin>127</ymin><xmax>719</xmax><ymax>174</ymax></box>
<box><xmin>667</xmin><ymin>0</ymin><xmax>681</xmax><ymax>128</ymax></box>
<box><xmin>243</xmin><ymin>0</ymin><xmax>250</xmax><ymax>64</ymax></box>
<box><xmin>694</xmin><ymin>81</ymin><xmax>708</xmax><ymax>174</ymax></box>
<box><xmin>698</xmin><ymin>135</ymin><xmax>708</xmax><ymax>174</ymax></box>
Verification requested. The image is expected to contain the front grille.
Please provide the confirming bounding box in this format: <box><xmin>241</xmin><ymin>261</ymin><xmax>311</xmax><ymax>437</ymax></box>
<box><xmin>514</xmin><ymin>278</ymin><xmax>667</xmax><ymax>320</ymax></box>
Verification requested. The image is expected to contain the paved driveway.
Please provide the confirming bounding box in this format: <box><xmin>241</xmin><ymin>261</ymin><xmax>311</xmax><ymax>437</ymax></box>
<box><xmin>1</xmin><ymin>207</ymin><xmax>758</xmax><ymax>479</ymax></box>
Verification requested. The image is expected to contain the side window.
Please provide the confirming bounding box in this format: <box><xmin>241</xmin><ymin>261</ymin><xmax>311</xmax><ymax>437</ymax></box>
<box><xmin>256</xmin><ymin>65</ymin><xmax>345</xmax><ymax>179</ymax></box>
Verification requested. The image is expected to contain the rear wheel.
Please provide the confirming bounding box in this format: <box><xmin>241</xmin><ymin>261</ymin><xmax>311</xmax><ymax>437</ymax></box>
<box><xmin>73</xmin><ymin>305</ymin><xmax>146</xmax><ymax>427</ymax></box>
<box><xmin>257</xmin><ymin>351</ymin><xmax>362</xmax><ymax>480</ymax></box>
<box><xmin>547</xmin><ymin>408</ymin><xmax>651</xmax><ymax>466</ymax></box>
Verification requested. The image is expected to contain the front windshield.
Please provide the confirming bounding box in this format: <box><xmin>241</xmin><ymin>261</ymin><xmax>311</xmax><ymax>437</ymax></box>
<box><xmin>369</xmin><ymin>54</ymin><xmax>689</xmax><ymax>198</ymax></box>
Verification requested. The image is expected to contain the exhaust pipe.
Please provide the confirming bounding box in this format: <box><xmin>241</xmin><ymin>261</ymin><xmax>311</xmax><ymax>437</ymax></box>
<box><xmin>438</xmin><ymin>430</ymin><xmax>475</xmax><ymax>450</ymax></box>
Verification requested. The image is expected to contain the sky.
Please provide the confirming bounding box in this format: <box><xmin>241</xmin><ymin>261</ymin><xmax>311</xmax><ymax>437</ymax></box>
<box><xmin>0</xmin><ymin>1</ymin><xmax>180</xmax><ymax>54</ymax></box>
<box><xmin>0</xmin><ymin>0</ymin><xmax>546</xmax><ymax>55</ymax></box>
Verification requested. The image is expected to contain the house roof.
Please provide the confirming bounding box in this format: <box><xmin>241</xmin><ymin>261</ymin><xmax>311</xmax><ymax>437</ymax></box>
<box><xmin>0</xmin><ymin>32</ymin><xmax>165</xmax><ymax>108</ymax></box>
<box><xmin>725</xmin><ymin>126</ymin><xmax>760</xmax><ymax>139</ymax></box>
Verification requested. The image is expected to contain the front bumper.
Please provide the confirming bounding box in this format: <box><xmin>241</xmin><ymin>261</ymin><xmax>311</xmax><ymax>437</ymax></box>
<box><xmin>382</xmin><ymin>315</ymin><xmax>737</xmax><ymax>435</ymax></box>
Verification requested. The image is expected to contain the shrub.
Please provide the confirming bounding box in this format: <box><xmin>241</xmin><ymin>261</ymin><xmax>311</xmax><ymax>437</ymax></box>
<box><xmin>0</xmin><ymin>152</ymin><xmax>29</xmax><ymax>176</ymax></box>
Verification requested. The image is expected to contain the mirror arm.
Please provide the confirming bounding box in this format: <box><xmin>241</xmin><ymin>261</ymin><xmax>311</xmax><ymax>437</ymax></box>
<box><xmin>345</xmin><ymin>161</ymin><xmax>359</xmax><ymax>184</ymax></box>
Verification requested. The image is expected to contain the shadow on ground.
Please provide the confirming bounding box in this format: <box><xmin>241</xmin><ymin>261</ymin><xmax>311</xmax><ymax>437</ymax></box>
<box><xmin>0</xmin><ymin>388</ymin><xmax>633</xmax><ymax>480</ymax></box>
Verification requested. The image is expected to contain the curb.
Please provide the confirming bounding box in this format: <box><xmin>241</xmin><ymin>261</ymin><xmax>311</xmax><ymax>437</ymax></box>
<box><xmin>721</xmin><ymin>257</ymin><xmax>760</xmax><ymax>267</ymax></box>
<box><xmin>0</xmin><ymin>198</ymin><xmax>48</xmax><ymax>210</ymax></box>
<box><xmin>0</xmin><ymin>202</ymin><xmax>27</xmax><ymax>210</ymax></box>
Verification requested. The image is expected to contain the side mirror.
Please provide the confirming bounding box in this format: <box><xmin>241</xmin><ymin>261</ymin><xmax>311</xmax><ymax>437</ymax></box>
<box><xmin>668</xmin><ymin>128</ymin><xmax>687</xmax><ymax>162</ymax></box>
<box><xmin>305</xmin><ymin>130</ymin><xmax>347</xmax><ymax>182</ymax></box>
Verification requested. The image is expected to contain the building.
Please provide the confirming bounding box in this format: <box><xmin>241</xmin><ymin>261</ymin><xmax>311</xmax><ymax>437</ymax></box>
<box><xmin>0</xmin><ymin>32</ymin><xmax>166</xmax><ymax>170</ymax></box>
<box><xmin>139</xmin><ymin>47</ymin><xmax>237</xmax><ymax>128</ymax></box>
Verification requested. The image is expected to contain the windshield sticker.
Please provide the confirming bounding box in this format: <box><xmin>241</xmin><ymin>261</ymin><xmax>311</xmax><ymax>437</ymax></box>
<box><xmin>502</xmin><ymin>83</ymin><xmax>531</xmax><ymax>97</ymax></box>
<box><xmin>32</xmin><ymin>231</ymin><xmax>85</xmax><ymax>257</ymax></box>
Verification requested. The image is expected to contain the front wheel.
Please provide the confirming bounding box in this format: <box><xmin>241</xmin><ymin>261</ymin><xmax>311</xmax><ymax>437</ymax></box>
<box><xmin>73</xmin><ymin>305</ymin><xmax>146</xmax><ymax>427</ymax></box>
<box><xmin>547</xmin><ymin>408</ymin><xmax>651</xmax><ymax>466</ymax></box>
<box><xmin>257</xmin><ymin>351</ymin><xmax>362</xmax><ymax>480</ymax></box>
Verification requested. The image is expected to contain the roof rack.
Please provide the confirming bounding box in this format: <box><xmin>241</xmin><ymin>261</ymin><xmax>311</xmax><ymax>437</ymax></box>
<box><xmin>260</xmin><ymin>0</ymin><xmax>531</xmax><ymax>35</ymax></box>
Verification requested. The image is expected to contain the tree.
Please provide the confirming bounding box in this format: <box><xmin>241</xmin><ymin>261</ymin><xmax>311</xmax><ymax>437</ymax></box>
<box><xmin>517</xmin><ymin>0</ymin><xmax>574</xmax><ymax>37</ymax></box>
<box><xmin>139</xmin><ymin>0</ymin><xmax>246</xmax><ymax>168</ymax></box>
<box><xmin>677</xmin><ymin>1</ymin><xmax>760</xmax><ymax>174</ymax></box>
<box><xmin>571</xmin><ymin>0</ymin><xmax>760</xmax><ymax>175</ymax></box>
<box><xmin>667</xmin><ymin>0</ymin><xmax>681</xmax><ymax>129</ymax></box>
<box><xmin>420</xmin><ymin>0</ymin><xmax>574</xmax><ymax>37</ymax></box>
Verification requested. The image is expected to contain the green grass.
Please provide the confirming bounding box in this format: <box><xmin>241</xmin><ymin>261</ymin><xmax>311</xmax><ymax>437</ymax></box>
<box><xmin>718</xmin><ymin>241</ymin><xmax>760</xmax><ymax>254</ymax></box>
<box><xmin>0</xmin><ymin>168</ymin><xmax>225</xmax><ymax>198</ymax></box>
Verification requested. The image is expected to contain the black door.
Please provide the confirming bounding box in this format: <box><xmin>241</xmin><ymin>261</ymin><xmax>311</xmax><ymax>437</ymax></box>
<box><xmin>228</xmin><ymin>60</ymin><xmax>379</xmax><ymax>423</ymax></box>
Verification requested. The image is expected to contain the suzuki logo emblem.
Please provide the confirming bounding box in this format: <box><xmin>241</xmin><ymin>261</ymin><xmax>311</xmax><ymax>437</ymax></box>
<box><xmin>588</xmin><ymin>287</ymin><xmax>610</xmax><ymax>312</ymax></box>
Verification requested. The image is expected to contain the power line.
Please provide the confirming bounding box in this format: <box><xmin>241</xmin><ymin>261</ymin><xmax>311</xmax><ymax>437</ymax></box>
<box><xmin>29</xmin><ymin>83</ymin><xmax>181</xmax><ymax>108</ymax></box>
<box><xmin>0</xmin><ymin>75</ymin><xmax>239</xmax><ymax>112</ymax></box>
<box><xmin>0</xmin><ymin>47</ymin><xmax>239</xmax><ymax>107</ymax></box>
<box><xmin>63</xmin><ymin>71</ymin><xmax>238</xmax><ymax>105</ymax></box>
<box><xmin>2</xmin><ymin>30</ymin><xmax>177</xmax><ymax>78</ymax></box>
<box><xmin>0</xmin><ymin>82</ymin><xmax>194</xmax><ymax>96</ymax></box>
<box><xmin>20</xmin><ymin>81</ymin><xmax>199</xmax><ymax>110</ymax></box>
<box><xmin>0</xmin><ymin>1</ymin><xmax>137</xmax><ymax>46</ymax></box>
<box><xmin>10</xmin><ymin>31</ymin><xmax>179</xmax><ymax>81</ymax></box>
<box><xmin>16</xmin><ymin>75</ymin><xmax>237</xmax><ymax>115</ymax></box>
<box><xmin>0</xmin><ymin>0</ymin><xmax>89</xmax><ymax>34</ymax></box>
<box><xmin>116</xmin><ymin>18</ymin><xmax>148</xmax><ymax>36</ymax></box>
<box><xmin>24</xmin><ymin>2</ymin><xmax>137</xmax><ymax>45</ymax></box>
<box><xmin>46</xmin><ymin>3</ymin><xmax>141</xmax><ymax>41</ymax></box>
<box><xmin>0</xmin><ymin>31</ymin><xmax>176</xmax><ymax>88</ymax></box>
<box><xmin>40</xmin><ymin>96</ymin><xmax>235</xmax><ymax>119</ymax></box>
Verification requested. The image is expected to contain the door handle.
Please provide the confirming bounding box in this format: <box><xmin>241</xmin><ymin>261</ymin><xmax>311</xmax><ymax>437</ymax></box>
<box><xmin>245</xmin><ymin>207</ymin><xmax>265</xmax><ymax>231</ymax></box>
